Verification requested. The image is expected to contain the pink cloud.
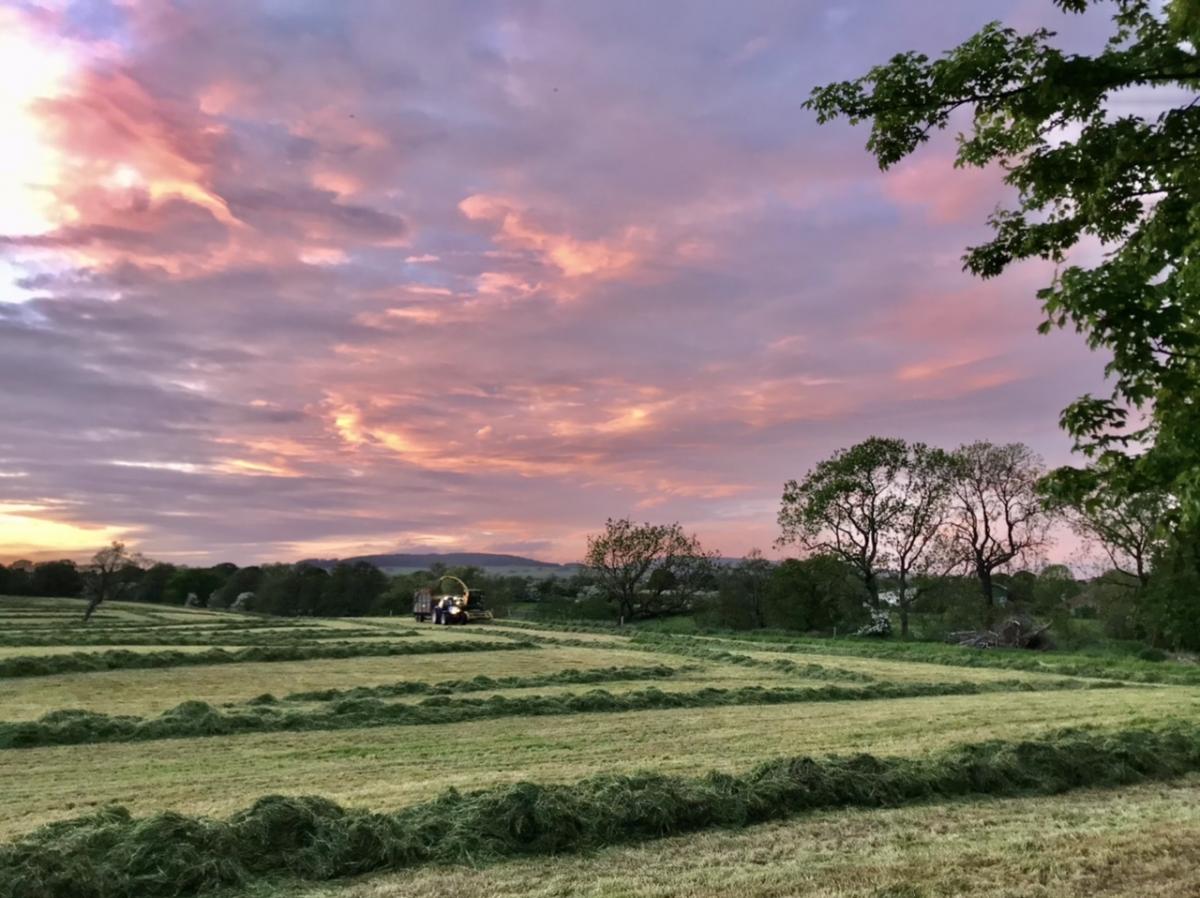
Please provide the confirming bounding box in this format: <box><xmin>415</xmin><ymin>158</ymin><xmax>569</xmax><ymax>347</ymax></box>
<box><xmin>0</xmin><ymin>1</ymin><xmax>1115</xmax><ymax>565</ymax></box>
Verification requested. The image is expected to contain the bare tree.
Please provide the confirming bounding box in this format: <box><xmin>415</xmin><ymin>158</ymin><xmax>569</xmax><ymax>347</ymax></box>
<box><xmin>83</xmin><ymin>541</ymin><xmax>144</xmax><ymax>622</ymax></box>
<box><xmin>585</xmin><ymin>518</ymin><xmax>717</xmax><ymax>623</ymax></box>
<box><xmin>777</xmin><ymin>437</ymin><xmax>908</xmax><ymax>607</ymax></box>
<box><xmin>945</xmin><ymin>442</ymin><xmax>1053</xmax><ymax>615</ymax></box>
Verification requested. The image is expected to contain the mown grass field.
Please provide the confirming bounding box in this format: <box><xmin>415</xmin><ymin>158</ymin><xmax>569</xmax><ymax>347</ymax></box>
<box><xmin>2</xmin><ymin>596</ymin><xmax>1199</xmax><ymax>898</ymax></box>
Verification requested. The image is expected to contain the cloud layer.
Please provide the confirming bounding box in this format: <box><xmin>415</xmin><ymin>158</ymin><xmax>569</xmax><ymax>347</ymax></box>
<box><xmin>0</xmin><ymin>1</ymin><xmax>1115</xmax><ymax>562</ymax></box>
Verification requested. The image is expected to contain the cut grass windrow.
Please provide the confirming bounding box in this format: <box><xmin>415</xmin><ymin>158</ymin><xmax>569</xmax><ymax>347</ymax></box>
<box><xmin>0</xmin><ymin>677</ymin><xmax>1122</xmax><ymax>750</ymax></box>
<box><xmin>0</xmin><ymin>618</ymin><xmax>318</xmax><ymax>634</ymax></box>
<box><xmin>280</xmin><ymin>663</ymin><xmax>690</xmax><ymax>702</ymax></box>
<box><xmin>2</xmin><ymin>722</ymin><xmax>1197</xmax><ymax>898</ymax></box>
<box><xmin>0</xmin><ymin>639</ymin><xmax>537</xmax><ymax>679</ymax></box>
<box><xmin>629</xmin><ymin>631</ymin><xmax>1200</xmax><ymax>686</ymax></box>
<box><xmin>493</xmin><ymin>630</ymin><xmax>877</xmax><ymax>683</ymax></box>
<box><xmin>0</xmin><ymin>629</ymin><xmax>415</xmax><ymax>647</ymax></box>
<box><xmin>486</xmin><ymin>620</ymin><xmax>1200</xmax><ymax>687</ymax></box>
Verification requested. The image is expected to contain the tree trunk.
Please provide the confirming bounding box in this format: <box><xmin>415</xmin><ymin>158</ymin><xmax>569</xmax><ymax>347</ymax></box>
<box><xmin>897</xmin><ymin>577</ymin><xmax>909</xmax><ymax>637</ymax></box>
<box><xmin>977</xmin><ymin>563</ymin><xmax>995</xmax><ymax>625</ymax></box>
<box><xmin>82</xmin><ymin>596</ymin><xmax>102</xmax><ymax>623</ymax></box>
<box><xmin>619</xmin><ymin>593</ymin><xmax>634</xmax><ymax>625</ymax></box>
<box><xmin>864</xmin><ymin>570</ymin><xmax>880</xmax><ymax>609</ymax></box>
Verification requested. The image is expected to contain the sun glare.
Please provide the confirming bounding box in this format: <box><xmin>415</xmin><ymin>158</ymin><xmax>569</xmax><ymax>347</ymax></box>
<box><xmin>0</xmin><ymin>501</ymin><xmax>124</xmax><ymax>560</ymax></box>
<box><xmin>0</xmin><ymin>10</ymin><xmax>73</xmax><ymax>238</ymax></box>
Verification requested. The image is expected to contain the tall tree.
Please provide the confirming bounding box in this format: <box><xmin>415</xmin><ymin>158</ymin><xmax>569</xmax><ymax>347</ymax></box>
<box><xmin>887</xmin><ymin>443</ymin><xmax>958</xmax><ymax>636</ymax></box>
<box><xmin>30</xmin><ymin>560</ymin><xmax>84</xmax><ymax>598</ymax></box>
<box><xmin>1041</xmin><ymin>457</ymin><xmax>1170</xmax><ymax>586</ymax></box>
<box><xmin>777</xmin><ymin>437</ymin><xmax>909</xmax><ymax>607</ymax></box>
<box><xmin>765</xmin><ymin>555</ymin><xmax>870</xmax><ymax>633</ymax></box>
<box><xmin>944</xmin><ymin>442</ymin><xmax>1054</xmax><ymax>613</ymax></box>
<box><xmin>806</xmin><ymin>0</ymin><xmax>1200</xmax><ymax>553</ymax></box>
<box><xmin>133</xmin><ymin>562</ymin><xmax>177</xmax><ymax>604</ymax></box>
<box><xmin>585</xmin><ymin>518</ymin><xmax>717</xmax><ymax>622</ymax></box>
<box><xmin>717</xmin><ymin>550</ymin><xmax>775</xmax><ymax>629</ymax></box>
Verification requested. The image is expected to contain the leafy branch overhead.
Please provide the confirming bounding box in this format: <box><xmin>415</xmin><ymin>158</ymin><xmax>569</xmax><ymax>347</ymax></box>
<box><xmin>807</xmin><ymin>0</ymin><xmax>1200</xmax><ymax>522</ymax></box>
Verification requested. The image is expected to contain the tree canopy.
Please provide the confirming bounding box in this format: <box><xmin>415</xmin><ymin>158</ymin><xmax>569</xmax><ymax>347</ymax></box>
<box><xmin>807</xmin><ymin>0</ymin><xmax>1200</xmax><ymax>526</ymax></box>
<box><xmin>585</xmin><ymin>518</ymin><xmax>717</xmax><ymax>621</ymax></box>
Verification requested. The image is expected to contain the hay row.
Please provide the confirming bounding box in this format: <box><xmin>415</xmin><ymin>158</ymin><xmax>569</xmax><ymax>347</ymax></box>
<box><xmin>3</xmin><ymin>723</ymin><xmax>1197</xmax><ymax>898</ymax></box>
<box><xmin>281</xmin><ymin>663</ymin><xmax>690</xmax><ymax>702</ymax></box>
<box><xmin>497</xmin><ymin>630</ymin><xmax>877</xmax><ymax>683</ymax></box>
<box><xmin>485</xmin><ymin>621</ymin><xmax>1200</xmax><ymax>687</ymax></box>
<box><xmin>0</xmin><ymin>628</ymin><xmax>415</xmax><ymax>647</ymax></box>
<box><xmin>629</xmin><ymin>632</ymin><xmax>1200</xmax><ymax>686</ymax></box>
<box><xmin>0</xmin><ymin>639</ymin><xmax>537</xmax><ymax>679</ymax></box>
<box><xmin>0</xmin><ymin>618</ymin><xmax>316</xmax><ymax>635</ymax></box>
<box><xmin>0</xmin><ymin>677</ymin><xmax>1119</xmax><ymax>750</ymax></box>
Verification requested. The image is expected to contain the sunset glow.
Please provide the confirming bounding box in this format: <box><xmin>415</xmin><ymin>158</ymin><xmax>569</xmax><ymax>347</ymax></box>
<box><xmin>0</xmin><ymin>1</ymin><xmax>1117</xmax><ymax>564</ymax></box>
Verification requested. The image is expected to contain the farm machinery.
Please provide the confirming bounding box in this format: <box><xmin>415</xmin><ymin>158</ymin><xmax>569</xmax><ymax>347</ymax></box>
<box><xmin>412</xmin><ymin>575</ymin><xmax>493</xmax><ymax>624</ymax></box>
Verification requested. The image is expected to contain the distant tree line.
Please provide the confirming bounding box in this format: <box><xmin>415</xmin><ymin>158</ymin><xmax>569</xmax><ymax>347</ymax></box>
<box><xmin>0</xmin><ymin>546</ymin><xmax>541</xmax><ymax>621</ymax></box>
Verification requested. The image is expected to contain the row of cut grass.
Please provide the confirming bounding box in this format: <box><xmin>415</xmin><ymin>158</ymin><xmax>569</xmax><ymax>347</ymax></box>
<box><xmin>0</xmin><ymin>628</ymin><xmax>416</xmax><ymax>647</ymax></box>
<box><xmin>4</xmin><ymin>723</ymin><xmax>1199</xmax><ymax>898</ymax></box>
<box><xmin>0</xmin><ymin>645</ymin><xmax>678</xmax><ymax>720</ymax></box>
<box><xmin>625</xmin><ymin>631</ymin><xmax>1200</xmax><ymax>685</ymax></box>
<box><xmin>0</xmin><ymin>639</ymin><xmax>537</xmax><ymax>679</ymax></box>
<box><xmin>487</xmin><ymin>619</ymin><xmax>1200</xmax><ymax>686</ymax></box>
<box><xmin>273</xmin><ymin>776</ymin><xmax>1200</xmax><ymax>898</ymax></box>
<box><xmin>495</xmin><ymin>630</ymin><xmax>1071</xmax><ymax>686</ymax></box>
<box><xmin>280</xmin><ymin>663</ymin><xmax>689</xmax><ymax>702</ymax></box>
<box><xmin>0</xmin><ymin>677</ymin><xmax>1121</xmax><ymax>750</ymax></box>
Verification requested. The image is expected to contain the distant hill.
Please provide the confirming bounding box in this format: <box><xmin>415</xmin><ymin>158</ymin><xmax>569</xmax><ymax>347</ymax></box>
<box><xmin>299</xmin><ymin>552</ymin><xmax>582</xmax><ymax>576</ymax></box>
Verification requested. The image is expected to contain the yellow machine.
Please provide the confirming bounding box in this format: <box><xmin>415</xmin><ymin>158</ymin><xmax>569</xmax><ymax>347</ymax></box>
<box><xmin>412</xmin><ymin>575</ymin><xmax>493</xmax><ymax>624</ymax></box>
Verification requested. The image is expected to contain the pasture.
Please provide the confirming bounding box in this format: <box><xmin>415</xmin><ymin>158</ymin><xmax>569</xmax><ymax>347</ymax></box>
<box><xmin>1</xmin><ymin>596</ymin><xmax>1198</xmax><ymax>898</ymax></box>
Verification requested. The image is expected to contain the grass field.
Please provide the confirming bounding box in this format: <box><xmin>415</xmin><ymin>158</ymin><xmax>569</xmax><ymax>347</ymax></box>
<box><xmin>2</xmin><ymin>594</ymin><xmax>1199</xmax><ymax>898</ymax></box>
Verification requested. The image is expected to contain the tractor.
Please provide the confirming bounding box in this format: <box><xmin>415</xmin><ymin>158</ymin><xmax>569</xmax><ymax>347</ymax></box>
<box><xmin>412</xmin><ymin>575</ymin><xmax>493</xmax><ymax>624</ymax></box>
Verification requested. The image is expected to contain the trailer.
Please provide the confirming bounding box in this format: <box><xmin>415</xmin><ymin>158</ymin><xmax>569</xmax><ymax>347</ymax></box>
<box><xmin>413</xmin><ymin>575</ymin><xmax>493</xmax><ymax>624</ymax></box>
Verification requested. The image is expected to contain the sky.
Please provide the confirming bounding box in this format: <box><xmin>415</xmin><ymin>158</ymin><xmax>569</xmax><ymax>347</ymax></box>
<box><xmin>0</xmin><ymin>0</ymin><xmax>1122</xmax><ymax>565</ymax></box>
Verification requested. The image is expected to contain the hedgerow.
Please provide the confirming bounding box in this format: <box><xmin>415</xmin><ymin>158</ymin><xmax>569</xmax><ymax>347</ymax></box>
<box><xmin>2</xmin><ymin>723</ymin><xmax>1195</xmax><ymax>898</ymax></box>
<box><xmin>0</xmin><ymin>639</ymin><xmax>537</xmax><ymax>679</ymax></box>
<box><xmin>0</xmin><ymin>677</ymin><xmax>1119</xmax><ymax>749</ymax></box>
